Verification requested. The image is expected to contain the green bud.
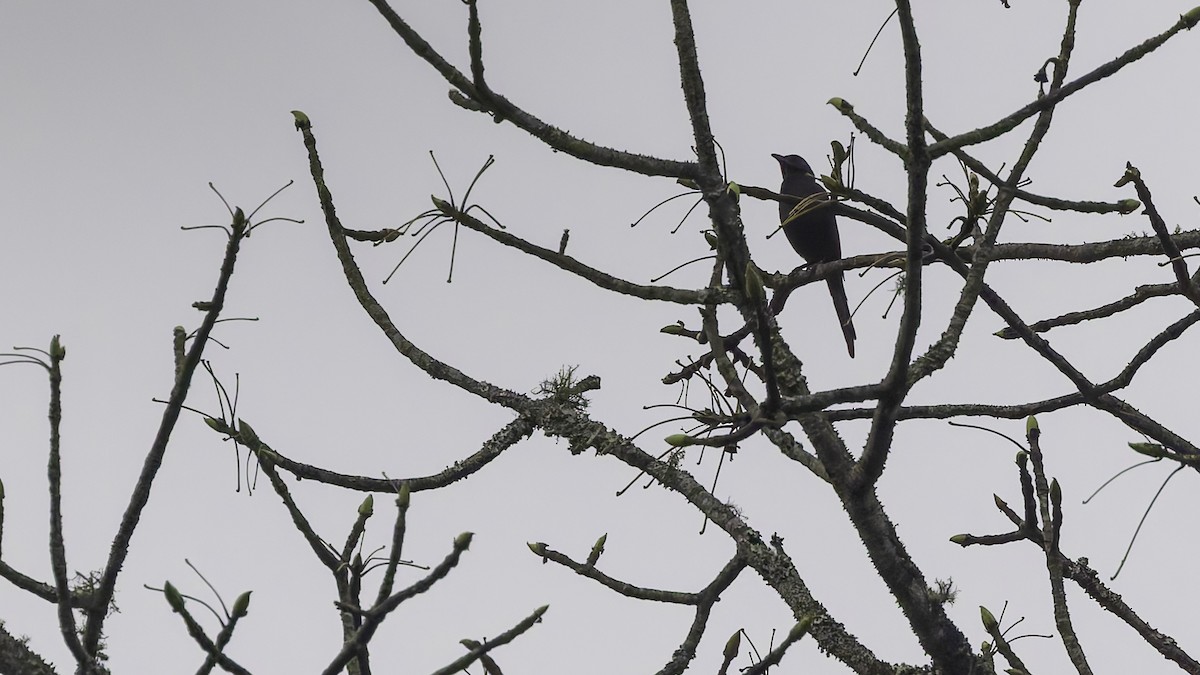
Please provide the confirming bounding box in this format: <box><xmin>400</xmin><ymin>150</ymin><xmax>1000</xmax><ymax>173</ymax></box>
<box><xmin>396</xmin><ymin>482</ymin><xmax>411</xmax><ymax>509</ymax></box>
<box><xmin>1025</xmin><ymin>416</ymin><xmax>1038</xmax><ymax>433</ymax></box>
<box><xmin>454</xmin><ymin>531</ymin><xmax>474</xmax><ymax>550</ymax></box>
<box><xmin>231</xmin><ymin>591</ymin><xmax>252</xmax><ymax>618</ymax></box>
<box><xmin>677</xmin><ymin>178</ymin><xmax>700</xmax><ymax>190</ymax></box>
<box><xmin>949</xmin><ymin>534</ymin><xmax>969</xmax><ymax>546</ymax></box>
<box><xmin>660</xmin><ymin>323</ymin><xmax>690</xmax><ymax>336</ymax></box>
<box><xmin>164</xmin><ymin>581</ymin><xmax>186</xmax><ymax>613</ymax></box>
<box><xmin>533</xmin><ymin>604</ymin><xmax>549</xmax><ymax>620</ymax></box>
<box><xmin>359</xmin><ymin>494</ymin><xmax>374</xmax><ymax>518</ymax></box>
<box><xmin>231</xmin><ymin>207</ymin><xmax>247</xmax><ymax>232</ymax></box>
<box><xmin>1128</xmin><ymin>442</ymin><xmax>1166</xmax><ymax>458</ymax></box>
<box><xmin>527</xmin><ymin>541</ymin><xmax>547</xmax><ymax>556</ymax></box>
<box><xmin>1015</xmin><ymin>450</ymin><xmax>1028</xmax><ymax>465</ymax></box>
<box><xmin>831</xmin><ymin>141</ymin><xmax>846</xmax><ymax>164</ymax></box>
<box><xmin>237</xmin><ymin>419</ymin><xmax>260</xmax><ymax>448</ymax></box>
<box><xmin>447</xmin><ymin>90</ymin><xmax>484</xmax><ymax>111</ymax></box>
<box><xmin>704</xmin><ymin>231</ymin><xmax>719</xmax><ymax>249</ymax></box>
<box><xmin>460</xmin><ymin>638</ymin><xmax>482</xmax><ymax>650</ymax></box>
<box><xmin>586</xmin><ymin>533</ymin><xmax>607</xmax><ymax>566</ymax></box>
<box><xmin>726</xmin><ymin>182</ymin><xmax>741</xmax><ymax>198</ymax></box>
<box><xmin>827</xmin><ymin>97</ymin><xmax>853</xmax><ymax>112</ymax></box>
<box><xmin>723</xmin><ymin>630</ymin><xmax>742</xmax><ymax>661</ymax></box>
<box><xmin>290</xmin><ymin>110</ymin><xmax>310</xmax><ymax>131</ymax></box>
<box><xmin>49</xmin><ymin>335</ymin><xmax>66</xmax><ymax>361</ymax></box>
<box><xmin>743</xmin><ymin>262</ymin><xmax>765</xmax><ymax>303</ymax></box>
<box><xmin>1050</xmin><ymin>479</ymin><xmax>1061</xmax><ymax>507</ymax></box>
<box><xmin>255</xmin><ymin>447</ymin><xmax>278</xmax><ymax>467</ymax></box>
<box><xmin>788</xmin><ymin>616</ymin><xmax>813</xmax><ymax>641</ymax></box>
<box><xmin>664</xmin><ymin>433</ymin><xmax>695</xmax><ymax>447</ymax></box>
<box><xmin>203</xmin><ymin>417</ymin><xmax>228</xmax><ymax>434</ymax></box>
<box><xmin>980</xmin><ymin>605</ymin><xmax>998</xmax><ymax>631</ymax></box>
<box><xmin>1185</xmin><ymin>6</ymin><xmax>1200</xmax><ymax>27</ymax></box>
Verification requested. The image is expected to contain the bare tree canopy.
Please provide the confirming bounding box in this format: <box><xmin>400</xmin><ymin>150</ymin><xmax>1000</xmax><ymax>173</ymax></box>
<box><xmin>3</xmin><ymin>2</ymin><xmax>1200</xmax><ymax>674</ymax></box>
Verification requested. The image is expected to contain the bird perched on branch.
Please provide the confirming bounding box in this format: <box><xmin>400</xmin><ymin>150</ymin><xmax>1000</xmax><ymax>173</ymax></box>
<box><xmin>772</xmin><ymin>153</ymin><xmax>856</xmax><ymax>357</ymax></box>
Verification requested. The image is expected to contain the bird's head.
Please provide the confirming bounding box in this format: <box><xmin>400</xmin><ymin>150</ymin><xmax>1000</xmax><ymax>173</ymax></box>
<box><xmin>771</xmin><ymin>153</ymin><xmax>815</xmax><ymax>178</ymax></box>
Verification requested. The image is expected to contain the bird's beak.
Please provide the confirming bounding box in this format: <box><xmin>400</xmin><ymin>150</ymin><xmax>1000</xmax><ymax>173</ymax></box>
<box><xmin>771</xmin><ymin>153</ymin><xmax>785</xmax><ymax>163</ymax></box>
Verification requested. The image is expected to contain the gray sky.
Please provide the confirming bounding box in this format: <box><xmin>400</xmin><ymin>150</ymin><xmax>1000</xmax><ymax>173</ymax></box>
<box><xmin>3</xmin><ymin>2</ymin><xmax>1199</xmax><ymax>672</ymax></box>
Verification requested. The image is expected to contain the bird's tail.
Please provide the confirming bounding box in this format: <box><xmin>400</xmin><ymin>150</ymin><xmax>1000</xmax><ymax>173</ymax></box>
<box><xmin>826</xmin><ymin>273</ymin><xmax>857</xmax><ymax>358</ymax></box>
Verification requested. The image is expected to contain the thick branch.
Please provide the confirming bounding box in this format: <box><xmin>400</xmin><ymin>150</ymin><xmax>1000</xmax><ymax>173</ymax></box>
<box><xmin>365</xmin><ymin>0</ymin><xmax>698</xmax><ymax>179</ymax></box>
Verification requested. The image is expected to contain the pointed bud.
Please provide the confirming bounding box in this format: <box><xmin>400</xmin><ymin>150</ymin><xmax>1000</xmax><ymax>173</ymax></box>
<box><xmin>164</xmin><ymin>581</ymin><xmax>185</xmax><ymax>613</ymax></box>
<box><xmin>290</xmin><ymin>110</ymin><xmax>310</xmax><ymax>131</ymax></box>
<box><xmin>454</xmin><ymin>532</ymin><xmax>474</xmax><ymax>550</ymax></box>
<box><xmin>1025</xmin><ymin>416</ymin><xmax>1038</xmax><ymax>433</ymax></box>
<box><xmin>1186</xmin><ymin>7</ymin><xmax>1200</xmax><ymax>25</ymax></box>
<box><xmin>1128</xmin><ymin>442</ymin><xmax>1167</xmax><ymax>458</ymax></box>
<box><xmin>704</xmin><ymin>231</ymin><xmax>719</xmax><ymax>249</ymax></box>
<box><xmin>826</xmin><ymin>97</ymin><xmax>853</xmax><ymax>112</ymax></box>
<box><xmin>726</xmin><ymin>182</ymin><xmax>741</xmax><ymax>199</ymax></box>
<box><xmin>743</xmin><ymin>262</ymin><xmax>765</xmax><ymax>303</ymax></box>
<box><xmin>231</xmin><ymin>591</ymin><xmax>252</xmax><ymax>618</ymax></box>
<box><xmin>396</xmin><ymin>482</ymin><xmax>410</xmax><ymax>509</ymax></box>
<box><xmin>664</xmin><ymin>433</ymin><xmax>695</xmax><ymax>447</ymax></box>
<box><xmin>723</xmin><ymin>630</ymin><xmax>742</xmax><ymax>661</ymax></box>
<box><xmin>359</xmin><ymin>494</ymin><xmax>375</xmax><ymax>518</ymax></box>
<box><xmin>1050</xmin><ymin>479</ymin><xmax>1061</xmax><ymax>508</ymax></box>
<box><xmin>527</xmin><ymin>541</ymin><xmax>547</xmax><ymax>556</ymax></box>
<box><xmin>949</xmin><ymin>534</ymin><xmax>969</xmax><ymax>546</ymax></box>
<box><xmin>676</xmin><ymin>178</ymin><xmax>700</xmax><ymax>190</ymax></box>
<box><xmin>831</xmin><ymin>141</ymin><xmax>847</xmax><ymax>164</ymax></box>
<box><xmin>1015</xmin><ymin>450</ymin><xmax>1028</xmax><ymax>465</ymax></box>
<box><xmin>49</xmin><ymin>335</ymin><xmax>66</xmax><ymax>361</ymax></box>
<box><xmin>232</xmin><ymin>207</ymin><xmax>247</xmax><ymax>232</ymax></box>
<box><xmin>237</xmin><ymin>419</ymin><xmax>260</xmax><ymax>448</ymax></box>
<box><xmin>586</xmin><ymin>533</ymin><xmax>607</xmax><ymax>566</ymax></box>
<box><xmin>255</xmin><ymin>447</ymin><xmax>278</xmax><ymax>467</ymax></box>
<box><xmin>660</xmin><ymin>323</ymin><xmax>691</xmax><ymax>336</ymax></box>
<box><xmin>1117</xmin><ymin>199</ymin><xmax>1140</xmax><ymax>214</ymax></box>
<box><xmin>980</xmin><ymin>605</ymin><xmax>998</xmax><ymax>631</ymax></box>
<box><xmin>203</xmin><ymin>417</ymin><xmax>228</xmax><ymax>433</ymax></box>
<box><xmin>533</xmin><ymin>604</ymin><xmax>549</xmax><ymax>620</ymax></box>
<box><xmin>788</xmin><ymin>616</ymin><xmax>813</xmax><ymax>641</ymax></box>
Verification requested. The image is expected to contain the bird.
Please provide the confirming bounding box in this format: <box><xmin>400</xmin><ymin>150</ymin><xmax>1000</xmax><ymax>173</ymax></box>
<box><xmin>772</xmin><ymin>153</ymin><xmax>856</xmax><ymax>358</ymax></box>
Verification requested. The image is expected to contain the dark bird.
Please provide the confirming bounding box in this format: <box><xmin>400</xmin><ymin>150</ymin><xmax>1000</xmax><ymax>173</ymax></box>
<box><xmin>772</xmin><ymin>153</ymin><xmax>856</xmax><ymax>357</ymax></box>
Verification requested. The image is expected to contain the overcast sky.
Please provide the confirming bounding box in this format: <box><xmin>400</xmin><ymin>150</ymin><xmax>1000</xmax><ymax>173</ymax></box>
<box><xmin>3</xmin><ymin>2</ymin><xmax>1200</xmax><ymax>673</ymax></box>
